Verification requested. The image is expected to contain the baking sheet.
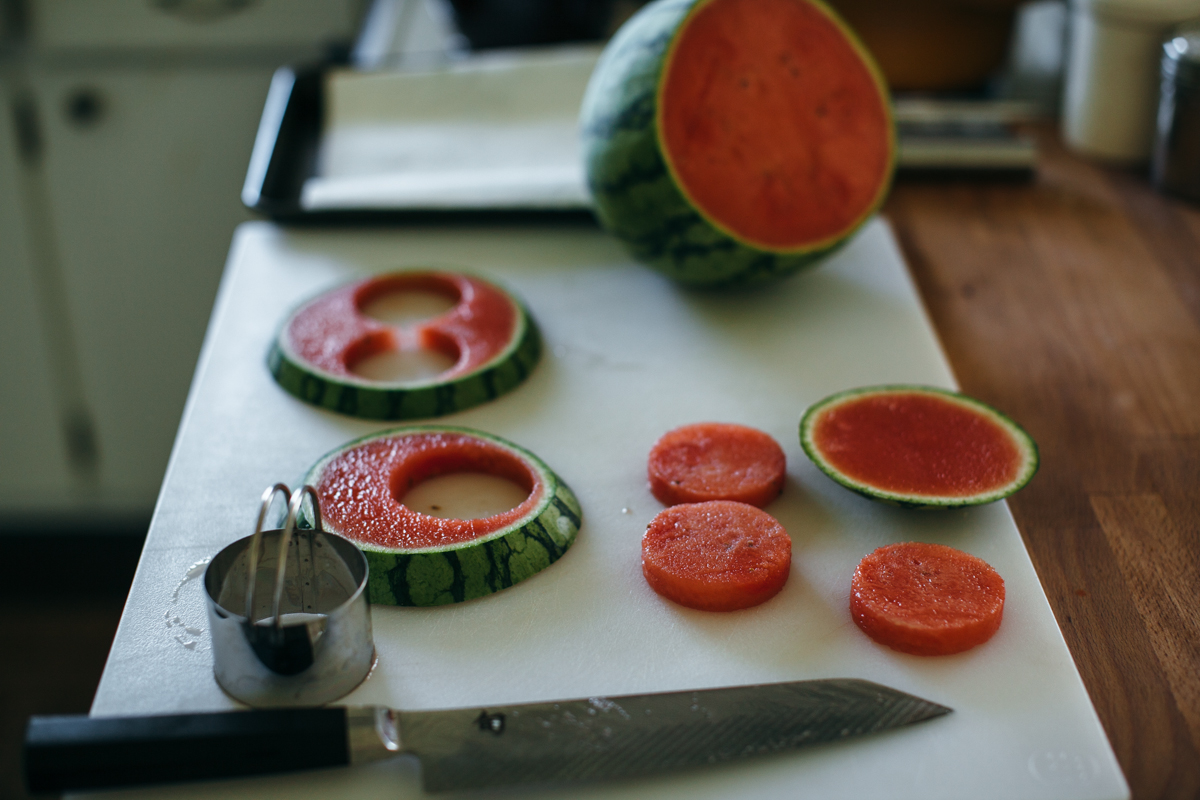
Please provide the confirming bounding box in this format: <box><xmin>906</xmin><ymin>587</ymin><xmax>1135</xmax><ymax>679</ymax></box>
<box><xmin>304</xmin><ymin>47</ymin><xmax>598</xmax><ymax>212</ymax></box>
<box><xmin>87</xmin><ymin>218</ymin><xmax>1126</xmax><ymax>800</ymax></box>
<box><xmin>242</xmin><ymin>50</ymin><xmax>1034</xmax><ymax>221</ymax></box>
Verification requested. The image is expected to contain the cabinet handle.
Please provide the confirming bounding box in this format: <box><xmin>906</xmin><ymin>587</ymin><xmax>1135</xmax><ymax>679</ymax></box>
<box><xmin>64</xmin><ymin>87</ymin><xmax>104</xmax><ymax>129</ymax></box>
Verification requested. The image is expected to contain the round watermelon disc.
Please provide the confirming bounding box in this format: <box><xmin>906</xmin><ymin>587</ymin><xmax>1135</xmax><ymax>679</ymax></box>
<box><xmin>305</xmin><ymin>426</ymin><xmax>582</xmax><ymax>607</ymax></box>
<box><xmin>800</xmin><ymin>385</ymin><xmax>1039</xmax><ymax>509</ymax></box>
<box><xmin>270</xmin><ymin>271</ymin><xmax>540</xmax><ymax>420</ymax></box>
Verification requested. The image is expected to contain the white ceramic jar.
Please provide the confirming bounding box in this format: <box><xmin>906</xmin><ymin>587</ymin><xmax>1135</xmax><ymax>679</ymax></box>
<box><xmin>1063</xmin><ymin>0</ymin><xmax>1200</xmax><ymax>161</ymax></box>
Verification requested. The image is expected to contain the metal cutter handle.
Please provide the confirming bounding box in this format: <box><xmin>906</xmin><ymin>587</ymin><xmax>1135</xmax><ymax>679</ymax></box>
<box><xmin>244</xmin><ymin>483</ymin><xmax>323</xmax><ymax>627</ymax></box>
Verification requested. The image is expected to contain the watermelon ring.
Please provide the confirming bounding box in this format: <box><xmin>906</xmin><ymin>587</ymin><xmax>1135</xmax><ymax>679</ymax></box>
<box><xmin>305</xmin><ymin>426</ymin><xmax>582</xmax><ymax>607</ymax></box>
<box><xmin>270</xmin><ymin>271</ymin><xmax>540</xmax><ymax>420</ymax></box>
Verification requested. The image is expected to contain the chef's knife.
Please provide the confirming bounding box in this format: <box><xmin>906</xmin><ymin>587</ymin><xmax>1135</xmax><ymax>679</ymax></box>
<box><xmin>24</xmin><ymin>678</ymin><xmax>950</xmax><ymax>794</ymax></box>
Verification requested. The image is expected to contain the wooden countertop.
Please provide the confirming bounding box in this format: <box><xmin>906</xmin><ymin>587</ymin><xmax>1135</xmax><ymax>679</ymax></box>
<box><xmin>885</xmin><ymin>126</ymin><xmax>1200</xmax><ymax>800</ymax></box>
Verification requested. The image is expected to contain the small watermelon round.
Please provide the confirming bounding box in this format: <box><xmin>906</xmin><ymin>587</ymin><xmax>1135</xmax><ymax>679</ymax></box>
<box><xmin>800</xmin><ymin>385</ymin><xmax>1039</xmax><ymax>509</ymax></box>
<box><xmin>305</xmin><ymin>426</ymin><xmax>581</xmax><ymax>607</ymax></box>
<box><xmin>581</xmin><ymin>0</ymin><xmax>895</xmax><ymax>287</ymax></box>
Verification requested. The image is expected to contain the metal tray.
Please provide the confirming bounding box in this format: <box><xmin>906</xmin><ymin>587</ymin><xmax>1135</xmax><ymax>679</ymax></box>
<box><xmin>241</xmin><ymin>49</ymin><xmax>602</xmax><ymax>225</ymax></box>
<box><xmin>241</xmin><ymin>54</ymin><xmax>1036</xmax><ymax>224</ymax></box>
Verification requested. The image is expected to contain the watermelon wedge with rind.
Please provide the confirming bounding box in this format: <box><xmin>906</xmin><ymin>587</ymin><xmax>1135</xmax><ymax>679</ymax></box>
<box><xmin>581</xmin><ymin>0</ymin><xmax>894</xmax><ymax>287</ymax></box>
<box><xmin>270</xmin><ymin>271</ymin><xmax>540</xmax><ymax>420</ymax></box>
<box><xmin>304</xmin><ymin>426</ymin><xmax>581</xmax><ymax>607</ymax></box>
<box><xmin>800</xmin><ymin>385</ymin><xmax>1039</xmax><ymax>509</ymax></box>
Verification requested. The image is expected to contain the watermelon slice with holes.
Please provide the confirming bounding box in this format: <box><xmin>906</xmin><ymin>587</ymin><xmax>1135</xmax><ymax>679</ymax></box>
<box><xmin>581</xmin><ymin>0</ymin><xmax>894</xmax><ymax>286</ymax></box>
<box><xmin>269</xmin><ymin>271</ymin><xmax>540</xmax><ymax>420</ymax></box>
<box><xmin>800</xmin><ymin>386</ymin><xmax>1039</xmax><ymax>508</ymax></box>
<box><xmin>305</xmin><ymin>426</ymin><xmax>582</xmax><ymax>607</ymax></box>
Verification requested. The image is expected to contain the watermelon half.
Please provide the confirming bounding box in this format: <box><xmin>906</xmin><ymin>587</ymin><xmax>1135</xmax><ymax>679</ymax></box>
<box><xmin>581</xmin><ymin>0</ymin><xmax>894</xmax><ymax>287</ymax></box>
<box><xmin>800</xmin><ymin>386</ymin><xmax>1039</xmax><ymax>509</ymax></box>
<box><xmin>305</xmin><ymin>426</ymin><xmax>581</xmax><ymax>607</ymax></box>
<box><xmin>270</xmin><ymin>271</ymin><xmax>540</xmax><ymax>420</ymax></box>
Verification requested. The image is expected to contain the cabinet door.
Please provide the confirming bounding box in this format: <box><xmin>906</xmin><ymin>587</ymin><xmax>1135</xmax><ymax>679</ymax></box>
<box><xmin>31</xmin><ymin>66</ymin><xmax>277</xmax><ymax>510</ymax></box>
<box><xmin>0</xmin><ymin>74</ymin><xmax>76</xmax><ymax>514</ymax></box>
<box><xmin>26</xmin><ymin>0</ymin><xmax>363</xmax><ymax>52</ymax></box>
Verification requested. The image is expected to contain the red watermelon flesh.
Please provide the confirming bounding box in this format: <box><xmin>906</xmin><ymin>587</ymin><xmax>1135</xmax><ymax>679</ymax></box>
<box><xmin>314</xmin><ymin>430</ymin><xmax>545</xmax><ymax>550</ymax></box>
<box><xmin>659</xmin><ymin>0</ymin><xmax>892</xmax><ymax>251</ymax></box>
<box><xmin>810</xmin><ymin>391</ymin><xmax>1022</xmax><ymax>498</ymax></box>
<box><xmin>285</xmin><ymin>273</ymin><xmax>518</xmax><ymax>381</ymax></box>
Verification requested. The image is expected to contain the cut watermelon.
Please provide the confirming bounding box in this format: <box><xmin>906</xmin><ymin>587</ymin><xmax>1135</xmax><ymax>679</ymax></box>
<box><xmin>800</xmin><ymin>385</ymin><xmax>1038</xmax><ymax>508</ymax></box>
<box><xmin>270</xmin><ymin>271</ymin><xmax>540</xmax><ymax>420</ymax></box>
<box><xmin>647</xmin><ymin>422</ymin><xmax>786</xmax><ymax>508</ymax></box>
<box><xmin>305</xmin><ymin>426</ymin><xmax>581</xmax><ymax>606</ymax></box>
<box><xmin>642</xmin><ymin>500</ymin><xmax>792</xmax><ymax>611</ymax></box>
<box><xmin>581</xmin><ymin>0</ymin><xmax>894</xmax><ymax>286</ymax></box>
<box><xmin>851</xmin><ymin>542</ymin><xmax>1005</xmax><ymax>656</ymax></box>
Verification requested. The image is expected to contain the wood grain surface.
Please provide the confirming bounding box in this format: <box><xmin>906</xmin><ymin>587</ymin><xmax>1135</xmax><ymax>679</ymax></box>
<box><xmin>886</xmin><ymin>127</ymin><xmax>1200</xmax><ymax>800</ymax></box>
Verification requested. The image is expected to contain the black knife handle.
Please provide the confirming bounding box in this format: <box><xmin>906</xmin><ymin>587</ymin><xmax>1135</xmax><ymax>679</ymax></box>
<box><xmin>23</xmin><ymin>707</ymin><xmax>349</xmax><ymax>794</ymax></box>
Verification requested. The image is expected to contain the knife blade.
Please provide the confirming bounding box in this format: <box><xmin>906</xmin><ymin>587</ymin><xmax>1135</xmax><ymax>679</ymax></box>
<box><xmin>24</xmin><ymin>678</ymin><xmax>950</xmax><ymax>795</ymax></box>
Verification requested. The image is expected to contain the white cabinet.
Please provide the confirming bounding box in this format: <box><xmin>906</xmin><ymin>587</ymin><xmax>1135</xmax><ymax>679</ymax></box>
<box><xmin>26</xmin><ymin>0</ymin><xmax>363</xmax><ymax>52</ymax></box>
<box><xmin>0</xmin><ymin>71</ymin><xmax>75</xmax><ymax>515</ymax></box>
<box><xmin>1</xmin><ymin>3</ymin><xmax>363</xmax><ymax>525</ymax></box>
<box><xmin>29</xmin><ymin>65</ymin><xmax>280</xmax><ymax>511</ymax></box>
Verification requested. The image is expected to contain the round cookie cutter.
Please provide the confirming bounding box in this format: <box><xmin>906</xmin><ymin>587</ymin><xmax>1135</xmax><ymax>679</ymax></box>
<box><xmin>203</xmin><ymin>484</ymin><xmax>374</xmax><ymax>707</ymax></box>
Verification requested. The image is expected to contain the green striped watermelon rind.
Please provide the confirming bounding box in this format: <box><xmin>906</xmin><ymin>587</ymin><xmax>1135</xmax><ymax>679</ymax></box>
<box><xmin>799</xmin><ymin>385</ymin><xmax>1040</xmax><ymax>510</ymax></box>
<box><xmin>304</xmin><ymin>426</ymin><xmax>582</xmax><ymax>607</ymax></box>
<box><xmin>580</xmin><ymin>0</ymin><xmax>895</xmax><ymax>288</ymax></box>
<box><xmin>269</xmin><ymin>279</ymin><xmax>541</xmax><ymax>421</ymax></box>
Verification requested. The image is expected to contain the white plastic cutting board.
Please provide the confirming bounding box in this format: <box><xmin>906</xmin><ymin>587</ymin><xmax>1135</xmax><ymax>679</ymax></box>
<box><xmin>87</xmin><ymin>218</ymin><xmax>1128</xmax><ymax>800</ymax></box>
